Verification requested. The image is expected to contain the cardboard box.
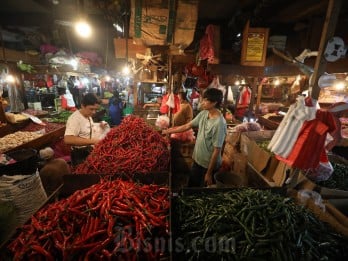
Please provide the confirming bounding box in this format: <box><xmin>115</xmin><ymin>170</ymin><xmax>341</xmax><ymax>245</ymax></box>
<box><xmin>247</xmin><ymin>163</ymin><xmax>275</xmax><ymax>187</ymax></box>
<box><xmin>240</xmin><ymin>130</ymin><xmax>275</xmax><ymax>173</ymax></box>
<box><xmin>240</xmin><ymin>130</ymin><xmax>274</xmax><ymax>156</ymax></box>
<box><xmin>233</xmin><ymin>153</ymin><xmax>249</xmax><ymax>186</ymax></box>
<box><xmin>225</xmin><ymin>131</ymin><xmax>242</xmax><ymax>147</ymax></box>
<box><xmin>130</xmin><ymin>0</ymin><xmax>176</xmax><ymax>46</ymax></box>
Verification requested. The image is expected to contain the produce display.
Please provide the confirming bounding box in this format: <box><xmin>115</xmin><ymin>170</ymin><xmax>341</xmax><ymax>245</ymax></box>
<box><xmin>21</xmin><ymin>121</ymin><xmax>65</xmax><ymax>133</ymax></box>
<box><xmin>257</xmin><ymin>140</ymin><xmax>271</xmax><ymax>153</ymax></box>
<box><xmin>173</xmin><ymin>189</ymin><xmax>348</xmax><ymax>260</ymax></box>
<box><xmin>74</xmin><ymin>115</ymin><xmax>170</xmax><ymax>176</ymax></box>
<box><xmin>4</xmin><ymin>112</ymin><xmax>28</xmax><ymax>124</ymax></box>
<box><xmin>48</xmin><ymin>111</ymin><xmax>73</xmax><ymax>123</ymax></box>
<box><xmin>317</xmin><ymin>162</ymin><xmax>348</xmax><ymax>191</ymax></box>
<box><xmin>22</xmin><ymin>109</ymin><xmax>49</xmax><ymax>117</ymax></box>
<box><xmin>7</xmin><ymin>179</ymin><xmax>169</xmax><ymax>260</ymax></box>
<box><xmin>0</xmin><ymin>131</ymin><xmax>43</xmax><ymax>153</ymax></box>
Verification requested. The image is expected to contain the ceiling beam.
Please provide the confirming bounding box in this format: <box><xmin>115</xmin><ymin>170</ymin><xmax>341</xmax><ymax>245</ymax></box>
<box><xmin>268</xmin><ymin>0</ymin><xmax>328</xmax><ymax>23</ymax></box>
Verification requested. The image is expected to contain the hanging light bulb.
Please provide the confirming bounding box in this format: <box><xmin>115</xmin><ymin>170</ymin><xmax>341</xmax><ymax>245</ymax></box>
<box><xmin>274</xmin><ymin>78</ymin><xmax>280</xmax><ymax>86</ymax></box>
<box><xmin>75</xmin><ymin>20</ymin><xmax>92</xmax><ymax>38</ymax></box>
<box><xmin>334</xmin><ymin>81</ymin><xmax>345</xmax><ymax>90</ymax></box>
<box><xmin>6</xmin><ymin>74</ymin><xmax>15</xmax><ymax>84</ymax></box>
<box><xmin>122</xmin><ymin>65</ymin><xmax>130</xmax><ymax>75</ymax></box>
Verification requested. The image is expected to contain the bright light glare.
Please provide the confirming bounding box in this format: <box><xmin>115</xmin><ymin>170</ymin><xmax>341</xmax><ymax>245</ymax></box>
<box><xmin>70</xmin><ymin>59</ymin><xmax>78</xmax><ymax>70</ymax></box>
<box><xmin>113</xmin><ymin>23</ymin><xmax>123</xmax><ymax>33</ymax></box>
<box><xmin>122</xmin><ymin>66</ymin><xmax>130</xmax><ymax>75</ymax></box>
<box><xmin>82</xmin><ymin>78</ymin><xmax>89</xmax><ymax>85</ymax></box>
<box><xmin>235</xmin><ymin>80</ymin><xmax>240</xmax><ymax>86</ymax></box>
<box><xmin>75</xmin><ymin>21</ymin><xmax>92</xmax><ymax>38</ymax></box>
<box><xmin>274</xmin><ymin>79</ymin><xmax>280</xmax><ymax>86</ymax></box>
<box><xmin>6</xmin><ymin>75</ymin><xmax>15</xmax><ymax>83</ymax></box>
<box><xmin>334</xmin><ymin>81</ymin><xmax>345</xmax><ymax>90</ymax></box>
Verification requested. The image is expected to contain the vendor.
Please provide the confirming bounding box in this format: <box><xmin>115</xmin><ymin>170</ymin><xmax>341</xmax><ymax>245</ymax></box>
<box><xmin>173</xmin><ymin>91</ymin><xmax>193</xmax><ymax>126</ymax></box>
<box><xmin>235</xmin><ymin>85</ymin><xmax>251</xmax><ymax>121</ymax></box>
<box><xmin>64</xmin><ymin>93</ymin><xmax>108</xmax><ymax>166</ymax></box>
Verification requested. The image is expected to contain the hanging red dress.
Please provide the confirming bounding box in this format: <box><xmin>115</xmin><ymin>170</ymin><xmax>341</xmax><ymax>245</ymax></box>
<box><xmin>276</xmin><ymin>110</ymin><xmax>337</xmax><ymax>169</ymax></box>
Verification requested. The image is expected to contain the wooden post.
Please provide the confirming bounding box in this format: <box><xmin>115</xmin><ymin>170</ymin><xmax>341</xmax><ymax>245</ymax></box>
<box><xmin>247</xmin><ymin>77</ymin><xmax>257</xmax><ymax>120</ymax></box>
<box><xmin>310</xmin><ymin>0</ymin><xmax>342</xmax><ymax>100</ymax></box>
<box><xmin>256</xmin><ymin>81</ymin><xmax>263</xmax><ymax>114</ymax></box>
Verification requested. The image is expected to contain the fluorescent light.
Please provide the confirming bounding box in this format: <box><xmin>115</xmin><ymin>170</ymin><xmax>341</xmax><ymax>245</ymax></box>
<box><xmin>113</xmin><ymin>23</ymin><xmax>123</xmax><ymax>33</ymax></box>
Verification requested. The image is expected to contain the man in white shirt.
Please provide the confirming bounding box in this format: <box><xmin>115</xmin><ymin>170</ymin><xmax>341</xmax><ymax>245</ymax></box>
<box><xmin>64</xmin><ymin>93</ymin><xmax>108</xmax><ymax>166</ymax></box>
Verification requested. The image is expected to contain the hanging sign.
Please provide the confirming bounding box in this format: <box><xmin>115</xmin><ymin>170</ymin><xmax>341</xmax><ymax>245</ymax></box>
<box><xmin>241</xmin><ymin>21</ymin><xmax>269</xmax><ymax>66</ymax></box>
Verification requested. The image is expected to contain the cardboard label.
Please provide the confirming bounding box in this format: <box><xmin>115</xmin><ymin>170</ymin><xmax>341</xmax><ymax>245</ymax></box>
<box><xmin>130</xmin><ymin>0</ymin><xmax>176</xmax><ymax>46</ymax></box>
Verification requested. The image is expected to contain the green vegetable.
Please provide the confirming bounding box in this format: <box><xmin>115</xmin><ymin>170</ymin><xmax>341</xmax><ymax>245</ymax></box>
<box><xmin>318</xmin><ymin>162</ymin><xmax>348</xmax><ymax>191</ymax></box>
<box><xmin>173</xmin><ymin>188</ymin><xmax>348</xmax><ymax>260</ymax></box>
<box><xmin>49</xmin><ymin>111</ymin><xmax>73</xmax><ymax>123</ymax></box>
<box><xmin>256</xmin><ymin>141</ymin><xmax>271</xmax><ymax>153</ymax></box>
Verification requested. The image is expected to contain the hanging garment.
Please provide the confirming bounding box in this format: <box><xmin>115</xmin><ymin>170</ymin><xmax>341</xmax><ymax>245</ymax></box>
<box><xmin>160</xmin><ymin>93</ymin><xmax>180</xmax><ymax>114</ymax></box>
<box><xmin>199</xmin><ymin>24</ymin><xmax>216</xmax><ymax>63</ymax></box>
<box><xmin>227</xmin><ymin>86</ymin><xmax>234</xmax><ymax>103</ymax></box>
<box><xmin>276</xmin><ymin>109</ymin><xmax>337</xmax><ymax>169</ymax></box>
<box><xmin>268</xmin><ymin>96</ymin><xmax>317</xmax><ymax>158</ymax></box>
<box><xmin>208</xmin><ymin>76</ymin><xmax>226</xmax><ymax>97</ymax></box>
<box><xmin>235</xmin><ymin>86</ymin><xmax>251</xmax><ymax>119</ymax></box>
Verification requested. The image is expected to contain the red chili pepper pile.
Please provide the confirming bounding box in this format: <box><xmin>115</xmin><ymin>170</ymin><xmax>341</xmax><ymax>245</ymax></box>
<box><xmin>8</xmin><ymin>179</ymin><xmax>169</xmax><ymax>260</ymax></box>
<box><xmin>74</xmin><ymin>115</ymin><xmax>170</xmax><ymax>176</ymax></box>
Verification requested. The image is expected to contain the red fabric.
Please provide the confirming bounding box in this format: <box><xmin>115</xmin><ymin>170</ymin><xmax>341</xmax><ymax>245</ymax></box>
<box><xmin>199</xmin><ymin>25</ymin><xmax>216</xmax><ymax>62</ymax></box>
<box><xmin>160</xmin><ymin>94</ymin><xmax>180</xmax><ymax>114</ymax></box>
<box><xmin>46</xmin><ymin>75</ymin><xmax>54</xmax><ymax>88</ymax></box>
<box><xmin>61</xmin><ymin>96</ymin><xmax>67</xmax><ymax>109</ymax></box>
<box><xmin>276</xmin><ymin>110</ymin><xmax>337</xmax><ymax>169</ymax></box>
<box><xmin>235</xmin><ymin>87</ymin><xmax>251</xmax><ymax>118</ymax></box>
<box><xmin>51</xmin><ymin>137</ymin><xmax>71</xmax><ymax>162</ymax></box>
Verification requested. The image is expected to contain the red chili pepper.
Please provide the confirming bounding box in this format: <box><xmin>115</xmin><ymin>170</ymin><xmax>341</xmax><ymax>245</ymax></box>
<box><xmin>85</xmin><ymin>237</ymin><xmax>112</xmax><ymax>259</ymax></box>
<box><xmin>31</xmin><ymin>245</ymin><xmax>54</xmax><ymax>261</ymax></box>
<box><xmin>74</xmin><ymin>116</ymin><xmax>170</xmax><ymax>176</ymax></box>
<box><xmin>107</xmin><ymin>216</ymin><xmax>115</xmax><ymax>237</ymax></box>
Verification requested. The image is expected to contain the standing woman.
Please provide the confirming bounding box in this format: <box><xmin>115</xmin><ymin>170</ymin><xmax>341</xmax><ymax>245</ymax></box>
<box><xmin>163</xmin><ymin>88</ymin><xmax>227</xmax><ymax>187</ymax></box>
<box><xmin>173</xmin><ymin>91</ymin><xmax>193</xmax><ymax>126</ymax></box>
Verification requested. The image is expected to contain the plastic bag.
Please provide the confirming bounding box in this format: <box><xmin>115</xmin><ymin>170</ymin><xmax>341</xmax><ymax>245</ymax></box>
<box><xmin>227</xmin><ymin>86</ymin><xmax>234</xmax><ymax>103</ymax></box>
<box><xmin>171</xmin><ymin>128</ymin><xmax>195</xmax><ymax>142</ymax></box>
<box><xmin>298</xmin><ymin>189</ymin><xmax>325</xmax><ymax>211</ymax></box>
<box><xmin>306</xmin><ymin>161</ymin><xmax>334</xmax><ymax>182</ymax></box>
<box><xmin>166</xmin><ymin>93</ymin><xmax>175</xmax><ymax>108</ymax></box>
<box><xmin>155</xmin><ymin>115</ymin><xmax>170</xmax><ymax>129</ymax></box>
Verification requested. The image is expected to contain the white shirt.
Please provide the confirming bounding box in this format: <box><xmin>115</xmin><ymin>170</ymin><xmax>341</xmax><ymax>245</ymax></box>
<box><xmin>65</xmin><ymin>110</ymin><xmax>93</xmax><ymax>139</ymax></box>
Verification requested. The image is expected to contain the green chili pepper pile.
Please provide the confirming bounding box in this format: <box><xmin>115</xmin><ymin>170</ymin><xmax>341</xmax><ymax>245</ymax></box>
<box><xmin>317</xmin><ymin>162</ymin><xmax>348</xmax><ymax>191</ymax></box>
<box><xmin>173</xmin><ymin>189</ymin><xmax>348</xmax><ymax>261</ymax></box>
